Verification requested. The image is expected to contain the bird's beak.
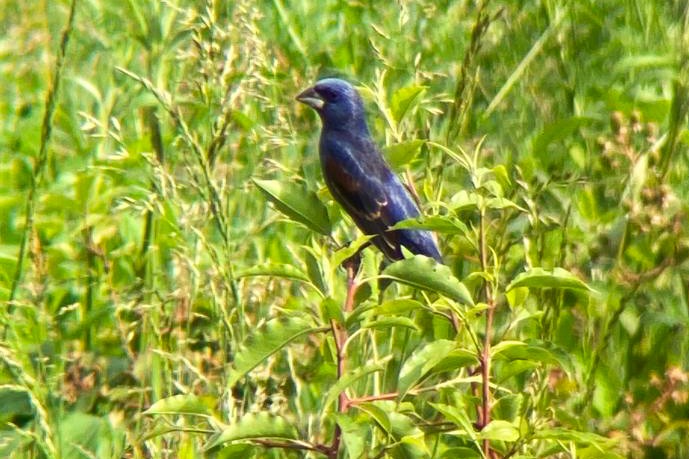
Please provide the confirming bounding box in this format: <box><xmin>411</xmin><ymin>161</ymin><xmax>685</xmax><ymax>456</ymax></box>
<box><xmin>296</xmin><ymin>86</ymin><xmax>324</xmax><ymax>110</ymax></box>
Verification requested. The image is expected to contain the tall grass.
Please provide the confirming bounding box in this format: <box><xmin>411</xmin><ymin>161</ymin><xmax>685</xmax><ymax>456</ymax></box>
<box><xmin>1</xmin><ymin>0</ymin><xmax>688</xmax><ymax>458</ymax></box>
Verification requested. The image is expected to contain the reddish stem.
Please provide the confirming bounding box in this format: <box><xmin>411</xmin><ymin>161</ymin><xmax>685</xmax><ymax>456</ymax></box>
<box><xmin>327</xmin><ymin>262</ymin><xmax>358</xmax><ymax>458</ymax></box>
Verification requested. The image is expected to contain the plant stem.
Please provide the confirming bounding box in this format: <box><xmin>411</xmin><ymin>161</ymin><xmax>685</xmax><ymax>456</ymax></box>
<box><xmin>478</xmin><ymin>207</ymin><xmax>495</xmax><ymax>458</ymax></box>
<box><xmin>7</xmin><ymin>0</ymin><xmax>78</xmax><ymax>317</ymax></box>
<box><xmin>328</xmin><ymin>261</ymin><xmax>358</xmax><ymax>458</ymax></box>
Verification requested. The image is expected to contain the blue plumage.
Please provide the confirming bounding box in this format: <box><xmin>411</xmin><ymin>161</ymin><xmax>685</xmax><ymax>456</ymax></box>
<box><xmin>297</xmin><ymin>78</ymin><xmax>442</xmax><ymax>263</ymax></box>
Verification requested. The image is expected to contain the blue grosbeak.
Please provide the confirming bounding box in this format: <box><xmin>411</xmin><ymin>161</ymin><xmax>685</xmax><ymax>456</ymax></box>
<box><xmin>297</xmin><ymin>78</ymin><xmax>442</xmax><ymax>263</ymax></box>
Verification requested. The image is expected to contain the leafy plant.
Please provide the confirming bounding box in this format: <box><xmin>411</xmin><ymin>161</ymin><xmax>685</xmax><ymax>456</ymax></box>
<box><xmin>1</xmin><ymin>0</ymin><xmax>688</xmax><ymax>458</ymax></box>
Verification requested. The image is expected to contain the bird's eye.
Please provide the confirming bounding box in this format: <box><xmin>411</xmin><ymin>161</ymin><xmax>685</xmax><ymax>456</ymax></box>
<box><xmin>317</xmin><ymin>87</ymin><xmax>339</xmax><ymax>102</ymax></box>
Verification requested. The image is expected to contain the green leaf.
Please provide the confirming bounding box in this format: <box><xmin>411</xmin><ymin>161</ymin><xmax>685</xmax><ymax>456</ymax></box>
<box><xmin>492</xmin><ymin>394</ymin><xmax>524</xmax><ymax>423</ymax></box>
<box><xmin>485</xmin><ymin>197</ymin><xmax>526</xmax><ymax>211</ymax></box>
<box><xmin>356</xmin><ymin>402</ymin><xmax>391</xmax><ymax>434</ymax></box>
<box><xmin>398</xmin><ymin>340</ymin><xmax>457</xmax><ymax>396</ymax></box>
<box><xmin>362</xmin><ymin>316</ymin><xmax>420</xmax><ymax>331</ymax></box>
<box><xmin>144</xmin><ymin>394</ymin><xmax>211</xmax><ymax>416</ymax></box>
<box><xmin>531</xmin><ymin>117</ymin><xmax>595</xmax><ymax>155</ymax></box>
<box><xmin>333</xmin><ymin>413</ymin><xmax>367</xmax><ymax>459</ymax></box>
<box><xmin>391</xmin><ymin>85</ymin><xmax>426</xmax><ymax>123</ymax></box>
<box><xmin>235</xmin><ymin>263</ymin><xmax>309</xmax><ymax>282</ymax></box>
<box><xmin>392</xmin><ymin>215</ymin><xmax>469</xmax><ymax>235</ymax></box>
<box><xmin>253</xmin><ymin>178</ymin><xmax>331</xmax><ymax>235</ymax></box>
<box><xmin>533</xmin><ymin>427</ymin><xmax>613</xmax><ymax>446</ymax></box>
<box><xmin>375</xmin><ymin>298</ymin><xmax>426</xmax><ymax>315</ymax></box>
<box><xmin>383</xmin><ymin>139</ymin><xmax>425</xmax><ymax>169</ymax></box>
<box><xmin>477</xmin><ymin>420</ymin><xmax>519</xmax><ymax>441</ymax></box>
<box><xmin>449</xmin><ymin>190</ymin><xmax>480</xmax><ymax>211</ymax></box>
<box><xmin>492</xmin><ymin>340</ymin><xmax>573</xmax><ymax>374</ymax></box>
<box><xmin>430</xmin><ymin>403</ymin><xmax>476</xmax><ymax>440</ymax></box>
<box><xmin>331</xmin><ymin>234</ymin><xmax>374</xmax><ymax>270</ymax></box>
<box><xmin>228</xmin><ymin>316</ymin><xmax>316</xmax><ymax>386</ymax></box>
<box><xmin>381</xmin><ymin>255</ymin><xmax>474</xmax><ymax>305</ymax></box>
<box><xmin>205</xmin><ymin>412</ymin><xmax>298</xmax><ymax>449</ymax></box>
<box><xmin>58</xmin><ymin>412</ymin><xmax>125</xmax><ymax>459</ymax></box>
<box><xmin>506</xmin><ymin>267</ymin><xmax>592</xmax><ymax>292</ymax></box>
<box><xmin>323</xmin><ymin>360</ymin><xmax>388</xmax><ymax>411</ymax></box>
<box><xmin>615</xmin><ymin>54</ymin><xmax>674</xmax><ymax>71</ymax></box>
<box><xmin>491</xmin><ymin>340</ymin><xmax>530</xmax><ymax>358</ymax></box>
<box><xmin>431</xmin><ymin>349</ymin><xmax>479</xmax><ymax>373</ymax></box>
<box><xmin>505</xmin><ymin>286</ymin><xmax>528</xmax><ymax>309</ymax></box>
<box><xmin>0</xmin><ymin>386</ymin><xmax>33</xmax><ymax>425</ymax></box>
<box><xmin>440</xmin><ymin>447</ymin><xmax>482</xmax><ymax>458</ymax></box>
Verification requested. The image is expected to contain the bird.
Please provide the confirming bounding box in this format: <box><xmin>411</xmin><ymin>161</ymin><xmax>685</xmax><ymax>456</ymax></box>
<box><xmin>296</xmin><ymin>78</ymin><xmax>442</xmax><ymax>263</ymax></box>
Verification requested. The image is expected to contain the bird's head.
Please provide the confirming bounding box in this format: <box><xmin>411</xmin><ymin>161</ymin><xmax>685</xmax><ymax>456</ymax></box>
<box><xmin>296</xmin><ymin>78</ymin><xmax>368</xmax><ymax>132</ymax></box>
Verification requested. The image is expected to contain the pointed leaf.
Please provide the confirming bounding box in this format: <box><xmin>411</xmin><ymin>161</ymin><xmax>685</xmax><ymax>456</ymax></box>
<box><xmin>398</xmin><ymin>340</ymin><xmax>457</xmax><ymax>396</ymax></box>
<box><xmin>381</xmin><ymin>255</ymin><xmax>474</xmax><ymax>305</ymax></box>
<box><xmin>506</xmin><ymin>267</ymin><xmax>592</xmax><ymax>292</ymax></box>
<box><xmin>392</xmin><ymin>215</ymin><xmax>469</xmax><ymax>235</ymax></box>
<box><xmin>374</xmin><ymin>299</ymin><xmax>426</xmax><ymax>315</ymax></box>
<box><xmin>333</xmin><ymin>414</ymin><xmax>367</xmax><ymax>459</ymax></box>
<box><xmin>323</xmin><ymin>360</ymin><xmax>388</xmax><ymax>411</ymax></box>
<box><xmin>228</xmin><ymin>316</ymin><xmax>317</xmax><ymax>386</ymax></box>
<box><xmin>491</xmin><ymin>340</ymin><xmax>573</xmax><ymax>374</ymax></box>
<box><xmin>440</xmin><ymin>447</ymin><xmax>482</xmax><ymax>458</ymax></box>
<box><xmin>391</xmin><ymin>85</ymin><xmax>426</xmax><ymax>123</ymax></box>
<box><xmin>431</xmin><ymin>349</ymin><xmax>479</xmax><ymax>373</ymax></box>
<box><xmin>532</xmin><ymin>117</ymin><xmax>595</xmax><ymax>155</ymax></box>
<box><xmin>478</xmin><ymin>420</ymin><xmax>519</xmax><ymax>441</ymax></box>
<box><xmin>253</xmin><ymin>179</ymin><xmax>331</xmax><ymax>235</ymax></box>
<box><xmin>383</xmin><ymin>139</ymin><xmax>425</xmax><ymax>169</ymax></box>
<box><xmin>205</xmin><ymin>412</ymin><xmax>297</xmax><ymax>449</ymax></box>
<box><xmin>362</xmin><ymin>316</ymin><xmax>419</xmax><ymax>331</ymax></box>
<box><xmin>145</xmin><ymin>394</ymin><xmax>211</xmax><ymax>416</ymax></box>
<box><xmin>533</xmin><ymin>427</ymin><xmax>614</xmax><ymax>446</ymax></box>
<box><xmin>235</xmin><ymin>263</ymin><xmax>309</xmax><ymax>282</ymax></box>
<box><xmin>355</xmin><ymin>402</ymin><xmax>391</xmax><ymax>434</ymax></box>
<box><xmin>331</xmin><ymin>234</ymin><xmax>374</xmax><ymax>270</ymax></box>
<box><xmin>430</xmin><ymin>403</ymin><xmax>477</xmax><ymax>440</ymax></box>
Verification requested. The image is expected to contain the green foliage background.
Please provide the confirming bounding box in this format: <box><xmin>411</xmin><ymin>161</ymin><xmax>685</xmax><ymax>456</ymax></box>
<box><xmin>1</xmin><ymin>0</ymin><xmax>688</xmax><ymax>457</ymax></box>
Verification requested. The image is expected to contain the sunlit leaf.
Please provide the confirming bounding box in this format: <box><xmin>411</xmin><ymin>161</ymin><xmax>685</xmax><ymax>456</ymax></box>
<box><xmin>381</xmin><ymin>255</ymin><xmax>474</xmax><ymax>305</ymax></box>
<box><xmin>398</xmin><ymin>340</ymin><xmax>456</xmax><ymax>396</ymax></box>
<box><xmin>383</xmin><ymin>139</ymin><xmax>425</xmax><ymax>169</ymax></box>
<box><xmin>356</xmin><ymin>402</ymin><xmax>391</xmax><ymax>434</ymax></box>
<box><xmin>333</xmin><ymin>413</ymin><xmax>367</xmax><ymax>459</ymax></box>
<box><xmin>144</xmin><ymin>394</ymin><xmax>211</xmax><ymax>416</ymax></box>
<box><xmin>533</xmin><ymin>427</ymin><xmax>614</xmax><ymax>446</ymax></box>
<box><xmin>431</xmin><ymin>349</ymin><xmax>479</xmax><ymax>373</ymax></box>
<box><xmin>0</xmin><ymin>386</ymin><xmax>33</xmax><ymax>425</ymax></box>
<box><xmin>391</xmin><ymin>85</ymin><xmax>426</xmax><ymax>123</ymax></box>
<box><xmin>430</xmin><ymin>403</ymin><xmax>476</xmax><ymax>440</ymax></box>
<box><xmin>392</xmin><ymin>215</ymin><xmax>469</xmax><ymax>234</ymax></box>
<box><xmin>323</xmin><ymin>360</ymin><xmax>388</xmax><ymax>411</ymax></box>
<box><xmin>205</xmin><ymin>412</ymin><xmax>298</xmax><ymax>449</ymax></box>
<box><xmin>532</xmin><ymin>117</ymin><xmax>595</xmax><ymax>155</ymax></box>
<box><xmin>228</xmin><ymin>316</ymin><xmax>317</xmax><ymax>386</ymax></box>
<box><xmin>331</xmin><ymin>234</ymin><xmax>374</xmax><ymax>270</ymax></box>
<box><xmin>477</xmin><ymin>420</ymin><xmax>519</xmax><ymax>441</ymax></box>
<box><xmin>253</xmin><ymin>178</ymin><xmax>331</xmax><ymax>235</ymax></box>
<box><xmin>235</xmin><ymin>263</ymin><xmax>309</xmax><ymax>282</ymax></box>
<box><xmin>492</xmin><ymin>340</ymin><xmax>574</xmax><ymax>375</ymax></box>
<box><xmin>374</xmin><ymin>298</ymin><xmax>426</xmax><ymax>315</ymax></box>
<box><xmin>362</xmin><ymin>316</ymin><xmax>419</xmax><ymax>331</ymax></box>
<box><xmin>450</xmin><ymin>190</ymin><xmax>480</xmax><ymax>211</ymax></box>
<box><xmin>506</xmin><ymin>267</ymin><xmax>592</xmax><ymax>292</ymax></box>
<box><xmin>439</xmin><ymin>447</ymin><xmax>482</xmax><ymax>458</ymax></box>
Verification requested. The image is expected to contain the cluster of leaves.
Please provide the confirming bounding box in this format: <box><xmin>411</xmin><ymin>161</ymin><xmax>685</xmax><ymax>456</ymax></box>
<box><xmin>1</xmin><ymin>0</ymin><xmax>688</xmax><ymax>458</ymax></box>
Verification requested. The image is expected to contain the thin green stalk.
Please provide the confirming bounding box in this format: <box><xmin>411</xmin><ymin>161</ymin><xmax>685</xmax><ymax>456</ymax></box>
<box><xmin>7</xmin><ymin>0</ymin><xmax>78</xmax><ymax>313</ymax></box>
<box><xmin>483</xmin><ymin>6</ymin><xmax>566</xmax><ymax>118</ymax></box>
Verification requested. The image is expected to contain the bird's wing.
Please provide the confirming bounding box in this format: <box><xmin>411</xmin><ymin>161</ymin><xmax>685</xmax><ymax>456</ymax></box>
<box><xmin>322</xmin><ymin>151</ymin><xmax>394</xmax><ymax>228</ymax></box>
<box><xmin>321</xmin><ymin>135</ymin><xmax>425</xmax><ymax>257</ymax></box>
